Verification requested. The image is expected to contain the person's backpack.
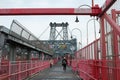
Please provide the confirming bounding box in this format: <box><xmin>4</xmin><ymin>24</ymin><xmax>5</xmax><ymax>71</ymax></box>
<box><xmin>62</xmin><ymin>60</ymin><xmax>67</xmax><ymax>64</ymax></box>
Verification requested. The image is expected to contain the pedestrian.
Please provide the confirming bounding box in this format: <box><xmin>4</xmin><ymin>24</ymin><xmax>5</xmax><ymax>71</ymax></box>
<box><xmin>62</xmin><ymin>57</ymin><xmax>67</xmax><ymax>71</ymax></box>
<box><xmin>69</xmin><ymin>55</ymin><xmax>72</xmax><ymax>66</ymax></box>
<box><xmin>49</xmin><ymin>58</ymin><xmax>54</xmax><ymax>68</ymax></box>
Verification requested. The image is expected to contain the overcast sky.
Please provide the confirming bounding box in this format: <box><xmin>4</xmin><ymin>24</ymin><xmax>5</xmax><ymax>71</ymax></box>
<box><xmin>0</xmin><ymin>0</ymin><xmax>105</xmax><ymax>47</ymax></box>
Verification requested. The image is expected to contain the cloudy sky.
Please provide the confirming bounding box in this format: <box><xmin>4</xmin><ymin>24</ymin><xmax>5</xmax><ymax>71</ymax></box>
<box><xmin>0</xmin><ymin>0</ymin><xmax>105</xmax><ymax>47</ymax></box>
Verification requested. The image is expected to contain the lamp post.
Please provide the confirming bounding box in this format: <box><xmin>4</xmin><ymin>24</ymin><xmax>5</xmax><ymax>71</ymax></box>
<box><xmin>86</xmin><ymin>18</ymin><xmax>100</xmax><ymax>45</ymax></box>
<box><xmin>71</xmin><ymin>35</ymin><xmax>77</xmax><ymax>39</ymax></box>
<box><xmin>71</xmin><ymin>28</ymin><xmax>82</xmax><ymax>74</ymax></box>
<box><xmin>74</xmin><ymin>4</ymin><xmax>91</xmax><ymax>47</ymax></box>
<box><xmin>79</xmin><ymin>42</ymin><xmax>82</xmax><ymax>49</ymax></box>
<box><xmin>71</xmin><ymin>28</ymin><xmax>82</xmax><ymax>48</ymax></box>
<box><xmin>75</xmin><ymin>4</ymin><xmax>91</xmax><ymax>23</ymax></box>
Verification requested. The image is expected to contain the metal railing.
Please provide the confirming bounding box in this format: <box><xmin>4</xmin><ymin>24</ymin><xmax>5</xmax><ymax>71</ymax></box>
<box><xmin>0</xmin><ymin>60</ymin><xmax>52</xmax><ymax>80</ymax></box>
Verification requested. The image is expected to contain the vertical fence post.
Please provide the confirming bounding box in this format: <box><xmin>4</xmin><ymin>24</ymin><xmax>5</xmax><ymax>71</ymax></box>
<box><xmin>8</xmin><ymin>61</ymin><xmax>11</xmax><ymax>80</ymax></box>
<box><xmin>18</xmin><ymin>61</ymin><xmax>21</xmax><ymax>80</ymax></box>
<box><xmin>30</xmin><ymin>60</ymin><xmax>32</xmax><ymax>76</ymax></box>
<box><xmin>94</xmin><ymin>40</ymin><xmax>99</xmax><ymax>79</ymax></box>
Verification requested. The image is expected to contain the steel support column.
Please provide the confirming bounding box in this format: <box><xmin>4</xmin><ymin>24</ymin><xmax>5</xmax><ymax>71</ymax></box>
<box><xmin>9</xmin><ymin>45</ymin><xmax>16</xmax><ymax>61</ymax></box>
<box><xmin>100</xmin><ymin>15</ymin><xmax>108</xmax><ymax>80</ymax></box>
<box><xmin>112</xmin><ymin>9</ymin><xmax>119</xmax><ymax>80</ymax></box>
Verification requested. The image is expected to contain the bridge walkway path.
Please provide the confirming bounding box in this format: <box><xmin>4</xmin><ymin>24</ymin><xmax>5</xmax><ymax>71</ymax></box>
<box><xmin>26</xmin><ymin>60</ymin><xmax>81</xmax><ymax>80</ymax></box>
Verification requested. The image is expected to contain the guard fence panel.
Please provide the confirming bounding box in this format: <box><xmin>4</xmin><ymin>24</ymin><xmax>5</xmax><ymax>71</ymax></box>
<box><xmin>0</xmin><ymin>60</ymin><xmax>50</xmax><ymax>80</ymax></box>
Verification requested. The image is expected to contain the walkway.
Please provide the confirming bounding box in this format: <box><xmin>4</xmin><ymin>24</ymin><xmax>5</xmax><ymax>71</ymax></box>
<box><xmin>26</xmin><ymin>61</ymin><xmax>81</xmax><ymax>80</ymax></box>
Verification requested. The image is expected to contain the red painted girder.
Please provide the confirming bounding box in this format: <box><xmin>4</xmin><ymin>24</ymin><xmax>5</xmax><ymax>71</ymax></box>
<box><xmin>116</xmin><ymin>10</ymin><xmax>120</xmax><ymax>14</ymax></box>
<box><xmin>99</xmin><ymin>0</ymin><xmax>116</xmax><ymax>17</ymax></box>
<box><xmin>0</xmin><ymin>8</ymin><xmax>101</xmax><ymax>16</ymax></box>
<box><xmin>0</xmin><ymin>0</ymin><xmax>116</xmax><ymax>16</ymax></box>
<box><xmin>104</xmin><ymin>13</ymin><xmax>120</xmax><ymax>36</ymax></box>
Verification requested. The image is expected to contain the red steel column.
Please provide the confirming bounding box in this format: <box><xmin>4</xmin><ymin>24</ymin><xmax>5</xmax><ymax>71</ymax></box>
<box><xmin>100</xmin><ymin>15</ymin><xmax>108</xmax><ymax>80</ymax></box>
<box><xmin>92</xmin><ymin>0</ymin><xmax>94</xmax><ymax>7</ymax></box>
<box><xmin>104</xmin><ymin>11</ymin><xmax>120</xmax><ymax>80</ymax></box>
<box><xmin>112</xmin><ymin>9</ymin><xmax>119</xmax><ymax>80</ymax></box>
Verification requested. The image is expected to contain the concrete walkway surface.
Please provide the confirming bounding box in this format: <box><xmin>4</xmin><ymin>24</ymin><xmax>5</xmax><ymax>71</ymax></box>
<box><xmin>26</xmin><ymin>61</ymin><xmax>81</xmax><ymax>80</ymax></box>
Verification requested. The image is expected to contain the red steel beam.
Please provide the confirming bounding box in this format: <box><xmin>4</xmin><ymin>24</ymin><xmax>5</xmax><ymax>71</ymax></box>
<box><xmin>104</xmin><ymin>13</ymin><xmax>120</xmax><ymax>36</ymax></box>
<box><xmin>98</xmin><ymin>0</ymin><xmax>116</xmax><ymax>17</ymax></box>
<box><xmin>0</xmin><ymin>0</ymin><xmax>116</xmax><ymax>16</ymax></box>
<box><xmin>116</xmin><ymin>10</ymin><xmax>120</xmax><ymax>14</ymax></box>
<box><xmin>0</xmin><ymin>7</ymin><xmax>101</xmax><ymax>16</ymax></box>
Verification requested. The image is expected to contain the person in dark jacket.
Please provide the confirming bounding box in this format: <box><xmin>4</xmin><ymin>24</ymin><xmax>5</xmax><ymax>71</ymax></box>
<box><xmin>62</xmin><ymin>57</ymin><xmax>67</xmax><ymax>71</ymax></box>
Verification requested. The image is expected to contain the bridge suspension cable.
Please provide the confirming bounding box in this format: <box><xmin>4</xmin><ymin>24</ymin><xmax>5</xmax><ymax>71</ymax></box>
<box><xmin>38</xmin><ymin>26</ymin><xmax>49</xmax><ymax>39</ymax></box>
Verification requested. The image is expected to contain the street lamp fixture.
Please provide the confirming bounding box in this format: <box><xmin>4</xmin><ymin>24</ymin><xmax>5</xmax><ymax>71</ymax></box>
<box><xmin>71</xmin><ymin>35</ymin><xmax>77</xmax><ymax>39</ymax></box>
<box><xmin>75</xmin><ymin>4</ymin><xmax>91</xmax><ymax>23</ymax></box>
<box><xmin>71</xmin><ymin>28</ymin><xmax>82</xmax><ymax>48</ymax></box>
<box><xmin>75</xmin><ymin>16</ymin><xmax>79</xmax><ymax>23</ymax></box>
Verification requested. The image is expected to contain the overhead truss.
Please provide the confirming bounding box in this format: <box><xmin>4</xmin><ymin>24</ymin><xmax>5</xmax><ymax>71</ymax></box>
<box><xmin>0</xmin><ymin>0</ymin><xmax>116</xmax><ymax>16</ymax></box>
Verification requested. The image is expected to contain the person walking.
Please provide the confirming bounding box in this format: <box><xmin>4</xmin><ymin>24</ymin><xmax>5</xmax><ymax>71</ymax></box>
<box><xmin>62</xmin><ymin>57</ymin><xmax>67</xmax><ymax>71</ymax></box>
<box><xmin>49</xmin><ymin>58</ymin><xmax>54</xmax><ymax>68</ymax></box>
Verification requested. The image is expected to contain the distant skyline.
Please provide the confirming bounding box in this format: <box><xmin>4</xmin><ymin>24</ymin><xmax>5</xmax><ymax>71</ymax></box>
<box><xmin>0</xmin><ymin>0</ymin><xmax>105</xmax><ymax>47</ymax></box>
